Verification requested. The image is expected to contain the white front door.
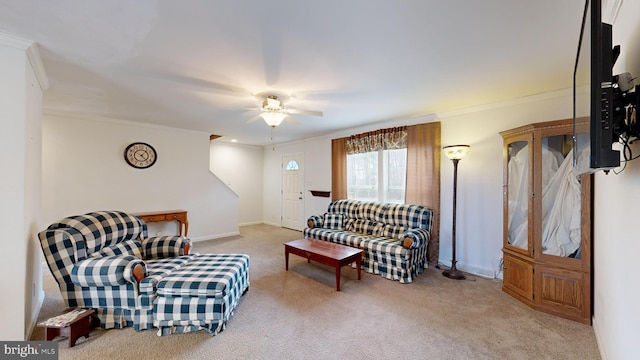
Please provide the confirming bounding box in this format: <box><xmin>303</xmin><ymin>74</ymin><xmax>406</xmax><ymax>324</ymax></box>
<box><xmin>282</xmin><ymin>154</ymin><xmax>305</xmax><ymax>230</ymax></box>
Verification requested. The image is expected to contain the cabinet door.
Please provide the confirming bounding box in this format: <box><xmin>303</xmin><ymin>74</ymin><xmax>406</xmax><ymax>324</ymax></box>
<box><xmin>534</xmin><ymin>133</ymin><xmax>582</xmax><ymax>260</ymax></box>
<box><xmin>534</xmin><ymin>264</ymin><xmax>590</xmax><ymax>324</ymax></box>
<box><xmin>504</xmin><ymin>136</ymin><xmax>532</xmax><ymax>255</ymax></box>
<box><xmin>533</xmin><ymin>130</ymin><xmax>591</xmax><ymax>324</ymax></box>
<box><xmin>502</xmin><ymin>254</ymin><xmax>534</xmax><ymax>305</ymax></box>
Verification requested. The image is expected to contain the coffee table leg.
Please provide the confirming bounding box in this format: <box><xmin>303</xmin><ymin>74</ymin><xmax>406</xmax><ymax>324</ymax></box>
<box><xmin>357</xmin><ymin>256</ymin><xmax>362</xmax><ymax>280</ymax></box>
<box><xmin>336</xmin><ymin>266</ymin><xmax>341</xmax><ymax>291</ymax></box>
<box><xmin>284</xmin><ymin>246</ymin><xmax>289</xmax><ymax>271</ymax></box>
<box><xmin>285</xmin><ymin>248</ymin><xmax>289</xmax><ymax>271</ymax></box>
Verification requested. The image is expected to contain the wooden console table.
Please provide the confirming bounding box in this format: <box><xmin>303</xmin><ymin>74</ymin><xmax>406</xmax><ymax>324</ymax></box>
<box><xmin>134</xmin><ymin>210</ymin><xmax>189</xmax><ymax>236</ymax></box>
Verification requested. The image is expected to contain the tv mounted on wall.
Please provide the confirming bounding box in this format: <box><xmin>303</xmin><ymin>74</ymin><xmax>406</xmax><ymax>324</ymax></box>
<box><xmin>590</xmin><ymin>0</ymin><xmax>621</xmax><ymax>169</ymax></box>
<box><xmin>574</xmin><ymin>0</ymin><xmax>639</xmax><ymax>173</ymax></box>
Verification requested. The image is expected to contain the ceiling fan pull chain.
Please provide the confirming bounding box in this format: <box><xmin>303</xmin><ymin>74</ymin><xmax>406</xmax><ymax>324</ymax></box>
<box><xmin>271</xmin><ymin>126</ymin><xmax>275</xmax><ymax>151</ymax></box>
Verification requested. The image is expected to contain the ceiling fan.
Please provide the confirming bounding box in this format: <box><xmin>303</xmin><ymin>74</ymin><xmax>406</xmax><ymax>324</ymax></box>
<box><xmin>256</xmin><ymin>95</ymin><xmax>323</xmax><ymax>127</ymax></box>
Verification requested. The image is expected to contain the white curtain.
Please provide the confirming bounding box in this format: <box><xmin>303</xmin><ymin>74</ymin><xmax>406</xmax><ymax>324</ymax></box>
<box><xmin>507</xmin><ymin>141</ymin><xmax>587</xmax><ymax>256</ymax></box>
<box><xmin>540</xmin><ymin>141</ymin><xmax>589</xmax><ymax>256</ymax></box>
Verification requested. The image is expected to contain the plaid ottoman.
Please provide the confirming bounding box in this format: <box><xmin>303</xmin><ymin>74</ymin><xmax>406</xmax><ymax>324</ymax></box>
<box><xmin>153</xmin><ymin>253</ymin><xmax>250</xmax><ymax>336</ymax></box>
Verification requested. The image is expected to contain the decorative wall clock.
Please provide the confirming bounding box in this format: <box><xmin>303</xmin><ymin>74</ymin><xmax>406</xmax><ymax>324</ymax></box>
<box><xmin>124</xmin><ymin>142</ymin><xmax>157</xmax><ymax>169</ymax></box>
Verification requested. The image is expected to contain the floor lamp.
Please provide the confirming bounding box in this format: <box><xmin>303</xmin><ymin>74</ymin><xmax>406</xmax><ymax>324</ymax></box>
<box><xmin>442</xmin><ymin>145</ymin><xmax>470</xmax><ymax>280</ymax></box>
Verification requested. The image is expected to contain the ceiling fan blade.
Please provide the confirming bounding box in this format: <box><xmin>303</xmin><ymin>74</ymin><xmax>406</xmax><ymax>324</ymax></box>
<box><xmin>246</xmin><ymin>114</ymin><xmax>264</xmax><ymax>123</ymax></box>
<box><xmin>121</xmin><ymin>66</ymin><xmax>252</xmax><ymax>97</ymax></box>
<box><xmin>284</xmin><ymin>116</ymin><xmax>301</xmax><ymax>125</ymax></box>
<box><xmin>286</xmin><ymin>108</ymin><xmax>323</xmax><ymax>117</ymax></box>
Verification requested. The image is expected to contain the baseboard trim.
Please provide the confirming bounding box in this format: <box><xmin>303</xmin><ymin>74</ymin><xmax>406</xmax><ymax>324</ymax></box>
<box><xmin>189</xmin><ymin>231</ymin><xmax>240</xmax><ymax>242</ymax></box>
<box><xmin>27</xmin><ymin>290</ymin><xmax>45</xmax><ymax>340</ymax></box>
<box><xmin>239</xmin><ymin>221</ymin><xmax>265</xmax><ymax>227</ymax></box>
<box><xmin>592</xmin><ymin>316</ymin><xmax>607</xmax><ymax>360</ymax></box>
<box><xmin>437</xmin><ymin>262</ymin><xmax>496</xmax><ymax>279</ymax></box>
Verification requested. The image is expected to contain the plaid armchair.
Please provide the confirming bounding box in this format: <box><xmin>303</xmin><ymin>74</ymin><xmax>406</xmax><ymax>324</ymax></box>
<box><xmin>39</xmin><ymin>211</ymin><xmax>191</xmax><ymax>331</ymax></box>
<box><xmin>40</xmin><ymin>210</ymin><xmax>250</xmax><ymax>336</ymax></box>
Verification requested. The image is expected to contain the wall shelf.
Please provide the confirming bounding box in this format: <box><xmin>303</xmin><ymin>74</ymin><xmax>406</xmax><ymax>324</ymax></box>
<box><xmin>309</xmin><ymin>190</ymin><xmax>331</xmax><ymax>198</ymax></box>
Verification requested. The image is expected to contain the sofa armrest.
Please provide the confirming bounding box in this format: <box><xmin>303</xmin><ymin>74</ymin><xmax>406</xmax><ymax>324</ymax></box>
<box><xmin>307</xmin><ymin>215</ymin><xmax>324</xmax><ymax>229</ymax></box>
<box><xmin>71</xmin><ymin>255</ymin><xmax>146</xmax><ymax>287</ymax></box>
<box><xmin>402</xmin><ymin>228</ymin><xmax>430</xmax><ymax>249</ymax></box>
<box><xmin>141</xmin><ymin>235</ymin><xmax>190</xmax><ymax>259</ymax></box>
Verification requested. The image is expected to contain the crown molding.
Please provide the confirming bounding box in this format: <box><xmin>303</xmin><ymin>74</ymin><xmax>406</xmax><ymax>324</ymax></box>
<box><xmin>436</xmin><ymin>86</ymin><xmax>586</xmax><ymax>119</ymax></box>
<box><xmin>603</xmin><ymin>0</ymin><xmax>623</xmax><ymax>24</ymax></box>
<box><xmin>0</xmin><ymin>30</ymin><xmax>32</xmax><ymax>49</ymax></box>
<box><xmin>43</xmin><ymin>109</ymin><xmax>211</xmax><ymax>136</ymax></box>
<box><xmin>26</xmin><ymin>43</ymin><xmax>49</xmax><ymax>90</ymax></box>
<box><xmin>0</xmin><ymin>31</ymin><xmax>49</xmax><ymax>90</ymax></box>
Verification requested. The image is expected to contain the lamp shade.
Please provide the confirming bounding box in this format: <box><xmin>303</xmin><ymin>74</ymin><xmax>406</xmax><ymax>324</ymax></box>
<box><xmin>443</xmin><ymin>145</ymin><xmax>470</xmax><ymax>160</ymax></box>
<box><xmin>261</xmin><ymin>112</ymin><xmax>286</xmax><ymax>127</ymax></box>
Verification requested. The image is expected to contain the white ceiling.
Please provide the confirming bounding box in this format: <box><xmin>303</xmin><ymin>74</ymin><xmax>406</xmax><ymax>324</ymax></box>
<box><xmin>0</xmin><ymin>0</ymin><xmax>590</xmax><ymax>146</ymax></box>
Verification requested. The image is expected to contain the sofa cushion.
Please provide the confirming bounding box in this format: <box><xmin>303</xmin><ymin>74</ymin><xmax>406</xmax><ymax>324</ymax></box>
<box><xmin>359</xmin><ymin>237</ymin><xmax>409</xmax><ymax>258</ymax></box>
<box><xmin>156</xmin><ymin>254</ymin><xmax>250</xmax><ymax>298</ymax></box>
<box><xmin>142</xmin><ymin>236</ymin><xmax>188</xmax><ymax>259</ymax></box>
<box><xmin>385</xmin><ymin>204</ymin><xmax>433</xmax><ymax>230</ymax></box>
<box><xmin>327</xmin><ymin>199</ymin><xmax>361</xmax><ymax>218</ymax></box>
<box><xmin>350</xmin><ymin>219</ymin><xmax>383</xmax><ymax>235</ymax></box>
<box><xmin>379</xmin><ymin>224</ymin><xmax>406</xmax><ymax>240</ymax></box>
<box><xmin>344</xmin><ymin>218</ymin><xmax>355</xmax><ymax>231</ymax></box>
<box><xmin>323</xmin><ymin>213</ymin><xmax>345</xmax><ymax>230</ymax></box>
<box><xmin>140</xmin><ymin>256</ymin><xmax>194</xmax><ymax>296</ymax></box>
<box><xmin>90</xmin><ymin>239</ymin><xmax>143</xmax><ymax>259</ymax></box>
<box><xmin>357</xmin><ymin>202</ymin><xmax>388</xmax><ymax>222</ymax></box>
<box><xmin>303</xmin><ymin>228</ymin><xmax>364</xmax><ymax>248</ymax></box>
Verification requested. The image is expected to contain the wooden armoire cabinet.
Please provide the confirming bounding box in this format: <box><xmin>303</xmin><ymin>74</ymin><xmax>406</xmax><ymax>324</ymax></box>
<box><xmin>500</xmin><ymin>118</ymin><xmax>592</xmax><ymax>324</ymax></box>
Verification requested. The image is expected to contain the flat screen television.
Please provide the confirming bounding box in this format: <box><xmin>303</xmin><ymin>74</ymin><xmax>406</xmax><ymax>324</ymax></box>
<box><xmin>573</xmin><ymin>0</ymin><xmax>622</xmax><ymax>173</ymax></box>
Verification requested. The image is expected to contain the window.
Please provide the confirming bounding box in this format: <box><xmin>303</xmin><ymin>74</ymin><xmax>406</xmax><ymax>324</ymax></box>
<box><xmin>285</xmin><ymin>160</ymin><xmax>299</xmax><ymax>171</ymax></box>
<box><xmin>347</xmin><ymin>148</ymin><xmax>407</xmax><ymax>203</ymax></box>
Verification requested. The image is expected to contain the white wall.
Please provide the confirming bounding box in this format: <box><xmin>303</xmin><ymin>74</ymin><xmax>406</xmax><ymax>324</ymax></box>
<box><xmin>0</xmin><ymin>36</ymin><xmax>45</xmax><ymax>340</ymax></box>
<box><xmin>591</xmin><ymin>1</ymin><xmax>640</xmax><ymax>359</ymax></box>
<box><xmin>42</xmin><ymin>113</ymin><xmax>239</xmax><ymax>241</ymax></box>
<box><xmin>210</xmin><ymin>142</ymin><xmax>264</xmax><ymax>225</ymax></box>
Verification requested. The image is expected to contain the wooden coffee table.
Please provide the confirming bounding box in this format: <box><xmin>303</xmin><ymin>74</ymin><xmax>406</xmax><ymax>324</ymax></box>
<box><xmin>284</xmin><ymin>238</ymin><xmax>363</xmax><ymax>291</ymax></box>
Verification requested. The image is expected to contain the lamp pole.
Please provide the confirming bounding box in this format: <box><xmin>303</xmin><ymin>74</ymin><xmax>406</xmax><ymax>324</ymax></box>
<box><xmin>442</xmin><ymin>145</ymin><xmax>469</xmax><ymax>280</ymax></box>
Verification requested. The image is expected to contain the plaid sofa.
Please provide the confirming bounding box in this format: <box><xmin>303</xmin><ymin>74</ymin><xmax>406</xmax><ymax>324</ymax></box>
<box><xmin>304</xmin><ymin>200</ymin><xmax>432</xmax><ymax>283</ymax></box>
<box><xmin>39</xmin><ymin>211</ymin><xmax>249</xmax><ymax>336</ymax></box>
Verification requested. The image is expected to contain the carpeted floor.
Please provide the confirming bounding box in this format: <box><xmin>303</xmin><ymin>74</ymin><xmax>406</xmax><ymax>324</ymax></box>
<box><xmin>31</xmin><ymin>224</ymin><xmax>601</xmax><ymax>359</ymax></box>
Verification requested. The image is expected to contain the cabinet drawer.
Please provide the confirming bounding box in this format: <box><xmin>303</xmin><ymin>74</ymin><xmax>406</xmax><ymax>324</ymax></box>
<box><xmin>166</xmin><ymin>213</ymin><xmax>186</xmax><ymax>221</ymax></box>
<box><xmin>144</xmin><ymin>215</ymin><xmax>167</xmax><ymax>222</ymax></box>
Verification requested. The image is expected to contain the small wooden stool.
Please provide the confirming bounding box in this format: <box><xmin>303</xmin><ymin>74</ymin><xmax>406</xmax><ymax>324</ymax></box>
<box><xmin>42</xmin><ymin>309</ymin><xmax>95</xmax><ymax>347</ymax></box>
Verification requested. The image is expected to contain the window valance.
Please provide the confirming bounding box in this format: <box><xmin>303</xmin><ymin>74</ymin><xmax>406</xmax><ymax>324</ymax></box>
<box><xmin>346</xmin><ymin>126</ymin><xmax>407</xmax><ymax>154</ymax></box>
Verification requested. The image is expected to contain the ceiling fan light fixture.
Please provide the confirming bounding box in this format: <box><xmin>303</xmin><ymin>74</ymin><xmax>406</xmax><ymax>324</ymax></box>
<box><xmin>260</xmin><ymin>111</ymin><xmax>286</xmax><ymax>127</ymax></box>
<box><xmin>262</xmin><ymin>96</ymin><xmax>284</xmax><ymax>112</ymax></box>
